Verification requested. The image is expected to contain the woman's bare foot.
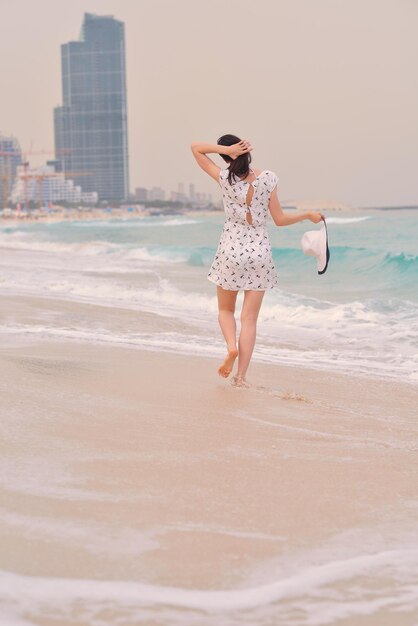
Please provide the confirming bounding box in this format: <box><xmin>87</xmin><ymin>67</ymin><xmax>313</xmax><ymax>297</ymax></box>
<box><xmin>231</xmin><ymin>374</ymin><xmax>250</xmax><ymax>388</ymax></box>
<box><xmin>218</xmin><ymin>348</ymin><xmax>239</xmax><ymax>378</ymax></box>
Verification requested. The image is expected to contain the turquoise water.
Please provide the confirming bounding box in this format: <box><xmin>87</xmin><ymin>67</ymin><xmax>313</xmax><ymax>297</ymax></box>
<box><xmin>7</xmin><ymin>210</ymin><xmax>415</xmax><ymax>301</ymax></box>
<box><xmin>0</xmin><ymin>209</ymin><xmax>417</xmax><ymax>382</ymax></box>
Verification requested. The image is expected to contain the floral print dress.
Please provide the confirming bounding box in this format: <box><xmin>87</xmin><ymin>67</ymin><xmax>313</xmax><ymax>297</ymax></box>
<box><xmin>207</xmin><ymin>167</ymin><xmax>279</xmax><ymax>291</ymax></box>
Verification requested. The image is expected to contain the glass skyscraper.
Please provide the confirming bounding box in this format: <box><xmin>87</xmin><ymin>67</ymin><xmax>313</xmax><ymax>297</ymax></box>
<box><xmin>54</xmin><ymin>13</ymin><xmax>129</xmax><ymax>201</ymax></box>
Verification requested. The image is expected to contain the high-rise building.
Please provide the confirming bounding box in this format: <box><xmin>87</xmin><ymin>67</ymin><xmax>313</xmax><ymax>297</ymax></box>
<box><xmin>0</xmin><ymin>134</ymin><xmax>22</xmax><ymax>208</ymax></box>
<box><xmin>54</xmin><ymin>13</ymin><xmax>129</xmax><ymax>201</ymax></box>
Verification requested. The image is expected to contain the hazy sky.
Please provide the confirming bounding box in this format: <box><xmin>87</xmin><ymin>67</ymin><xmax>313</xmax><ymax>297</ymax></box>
<box><xmin>1</xmin><ymin>0</ymin><xmax>417</xmax><ymax>206</ymax></box>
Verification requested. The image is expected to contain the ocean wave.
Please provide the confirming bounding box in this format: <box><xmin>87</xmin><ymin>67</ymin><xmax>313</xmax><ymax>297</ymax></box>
<box><xmin>1</xmin><ymin>242</ymin><xmax>417</xmax><ymax>328</ymax></box>
<box><xmin>0</xmin><ymin>232</ymin><xmax>119</xmax><ymax>256</ymax></box>
<box><xmin>1</xmin><ymin>315</ymin><xmax>417</xmax><ymax>383</ymax></box>
<box><xmin>0</xmin><ymin>231</ymin><xmax>207</xmax><ymax>265</ymax></box>
<box><xmin>0</xmin><ymin>232</ymin><xmax>189</xmax><ymax>264</ymax></box>
<box><xmin>2</xmin><ymin>227</ymin><xmax>417</xmax><ymax>284</ymax></box>
<box><xmin>325</xmin><ymin>216</ymin><xmax>373</xmax><ymax>224</ymax></box>
<box><xmin>279</xmin><ymin>245</ymin><xmax>418</xmax><ymax>282</ymax></box>
<box><xmin>140</xmin><ymin>245</ymin><xmax>418</xmax><ymax>281</ymax></box>
<box><xmin>70</xmin><ymin>216</ymin><xmax>201</xmax><ymax>228</ymax></box>
<box><xmin>125</xmin><ymin>247</ymin><xmax>187</xmax><ymax>263</ymax></box>
<box><xmin>383</xmin><ymin>251</ymin><xmax>418</xmax><ymax>272</ymax></box>
<box><xmin>159</xmin><ymin>217</ymin><xmax>201</xmax><ymax>226</ymax></box>
<box><xmin>0</xmin><ymin>549</ymin><xmax>417</xmax><ymax>624</ymax></box>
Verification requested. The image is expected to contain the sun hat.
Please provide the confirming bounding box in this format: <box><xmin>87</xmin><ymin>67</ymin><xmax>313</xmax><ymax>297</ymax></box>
<box><xmin>300</xmin><ymin>217</ymin><xmax>330</xmax><ymax>275</ymax></box>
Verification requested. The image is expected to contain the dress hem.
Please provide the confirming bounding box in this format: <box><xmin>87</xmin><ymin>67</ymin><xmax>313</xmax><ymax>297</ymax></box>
<box><xmin>207</xmin><ymin>274</ymin><xmax>278</xmax><ymax>291</ymax></box>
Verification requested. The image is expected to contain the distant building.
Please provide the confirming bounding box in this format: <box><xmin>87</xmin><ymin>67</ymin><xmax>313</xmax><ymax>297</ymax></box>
<box><xmin>134</xmin><ymin>187</ymin><xmax>148</xmax><ymax>201</ymax></box>
<box><xmin>11</xmin><ymin>164</ymin><xmax>98</xmax><ymax>206</ymax></box>
<box><xmin>0</xmin><ymin>134</ymin><xmax>22</xmax><ymax>208</ymax></box>
<box><xmin>194</xmin><ymin>192</ymin><xmax>212</xmax><ymax>204</ymax></box>
<box><xmin>149</xmin><ymin>187</ymin><xmax>165</xmax><ymax>201</ymax></box>
<box><xmin>130</xmin><ymin>184</ymin><xmax>212</xmax><ymax>205</ymax></box>
<box><xmin>54</xmin><ymin>12</ymin><xmax>129</xmax><ymax>201</ymax></box>
<box><xmin>170</xmin><ymin>191</ymin><xmax>189</xmax><ymax>202</ymax></box>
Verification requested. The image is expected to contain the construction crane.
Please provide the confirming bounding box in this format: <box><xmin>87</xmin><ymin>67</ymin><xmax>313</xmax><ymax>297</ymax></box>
<box><xmin>1</xmin><ymin>148</ymin><xmax>72</xmax><ymax>208</ymax></box>
<box><xmin>1</xmin><ymin>146</ymin><xmax>92</xmax><ymax>210</ymax></box>
<box><xmin>19</xmin><ymin>148</ymin><xmax>72</xmax><ymax>209</ymax></box>
<box><xmin>17</xmin><ymin>170</ymin><xmax>92</xmax><ymax>209</ymax></box>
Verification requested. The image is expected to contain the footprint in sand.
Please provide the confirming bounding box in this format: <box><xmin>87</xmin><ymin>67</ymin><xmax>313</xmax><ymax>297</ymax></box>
<box><xmin>250</xmin><ymin>384</ymin><xmax>312</xmax><ymax>403</ymax></box>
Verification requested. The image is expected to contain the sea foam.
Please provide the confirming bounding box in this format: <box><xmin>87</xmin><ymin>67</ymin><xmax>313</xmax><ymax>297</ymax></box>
<box><xmin>0</xmin><ymin>549</ymin><xmax>417</xmax><ymax>623</ymax></box>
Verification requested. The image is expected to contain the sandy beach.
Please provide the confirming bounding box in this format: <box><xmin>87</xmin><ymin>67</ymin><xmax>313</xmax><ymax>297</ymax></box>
<box><xmin>1</xmin><ymin>293</ymin><xmax>417</xmax><ymax>625</ymax></box>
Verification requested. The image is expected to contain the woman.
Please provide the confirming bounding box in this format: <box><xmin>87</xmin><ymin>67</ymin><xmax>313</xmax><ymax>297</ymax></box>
<box><xmin>191</xmin><ymin>134</ymin><xmax>324</xmax><ymax>388</ymax></box>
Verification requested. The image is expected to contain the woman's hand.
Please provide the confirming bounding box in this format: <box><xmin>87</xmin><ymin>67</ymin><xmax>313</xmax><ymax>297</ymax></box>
<box><xmin>307</xmin><ymin>211</ymin><xmax>325</xmax><ymax>224</ymax></box>
<box><xmin>228</xmin><ymin>139</ymin><xmax>253</xmax><ymax>160</ymax></box>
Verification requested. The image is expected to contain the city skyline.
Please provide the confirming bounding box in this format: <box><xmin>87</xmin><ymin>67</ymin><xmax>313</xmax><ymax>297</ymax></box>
<box><xmin>0</xmin><ymin>0</ymin><xmax>417</xmax><ymax>207</ymax></box>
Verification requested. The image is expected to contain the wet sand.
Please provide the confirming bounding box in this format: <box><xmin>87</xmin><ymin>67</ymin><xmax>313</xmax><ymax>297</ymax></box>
<box><xmin>0</xmin><ymin>315</ymin><xmax>417</xmax><ymax>624</ymax></box>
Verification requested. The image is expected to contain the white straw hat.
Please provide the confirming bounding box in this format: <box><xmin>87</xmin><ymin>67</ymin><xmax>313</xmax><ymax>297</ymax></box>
<box><xmin>300</xmin><ymin>218</ymin><xmax>330</xmax><ymax>275</ymax></box>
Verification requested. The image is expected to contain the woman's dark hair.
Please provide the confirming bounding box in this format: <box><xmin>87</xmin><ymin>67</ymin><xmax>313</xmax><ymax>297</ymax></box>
<box><xmin>217</xmin><ymin>134</ymin><xmax>251</xmax><ymax>186</ymax></box>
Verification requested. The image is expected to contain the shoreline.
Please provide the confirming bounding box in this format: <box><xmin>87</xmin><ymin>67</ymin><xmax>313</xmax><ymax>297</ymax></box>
<box><xmin>0</xmin><ymin>206</ymin><xmax>222</xmax><ymax>225</ymax></box>
<box><xmin>1</xmin><ymin>336</ymin><xmax>417</xmax><ymax>624</ymax></box>
<box><xmin>0</xmin><ymin>292</ymin><xmax>416</xmax><ymax>388</ymax></box>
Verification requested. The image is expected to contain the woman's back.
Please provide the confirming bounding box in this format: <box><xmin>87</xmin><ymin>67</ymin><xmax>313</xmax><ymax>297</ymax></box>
<box><xmin>219</xmin><ymin>167</ymin><xmax>278</xmax><ymax>227</ymax></box>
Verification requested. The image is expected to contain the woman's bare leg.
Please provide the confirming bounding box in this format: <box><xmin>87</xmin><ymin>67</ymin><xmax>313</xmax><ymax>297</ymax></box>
<box><xmin>216</xmin><ymin>285</ymin><xmax>239</xmax><ymax>377</ymax></box>
<box><xmin>236</xmin><ymin>289</ymin><xmax>265</xmax><ymax>381</ymax></box>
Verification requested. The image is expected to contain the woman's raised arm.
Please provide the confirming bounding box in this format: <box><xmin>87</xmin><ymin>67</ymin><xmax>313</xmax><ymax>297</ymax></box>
<box><xmin>190</xmin><ymin>140</ymin><xmax>252</xmax><ymax>182</ymax></box>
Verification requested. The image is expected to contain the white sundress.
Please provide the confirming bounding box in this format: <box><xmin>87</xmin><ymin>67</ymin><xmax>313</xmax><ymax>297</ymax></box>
<box><xmin>207</xmin><ymin>167</ymin><xmax>279</xmax><ymax>290</ymax></box>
